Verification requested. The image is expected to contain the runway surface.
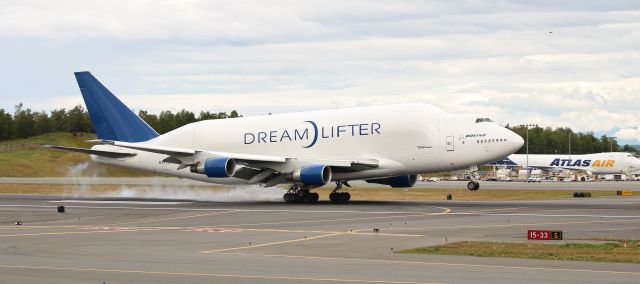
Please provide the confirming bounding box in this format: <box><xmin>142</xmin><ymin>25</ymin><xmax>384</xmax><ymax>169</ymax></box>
<box><xmin>1</xmin><ymin>194</ymin><xmax>639</xmax><ymax>283</ymax></box>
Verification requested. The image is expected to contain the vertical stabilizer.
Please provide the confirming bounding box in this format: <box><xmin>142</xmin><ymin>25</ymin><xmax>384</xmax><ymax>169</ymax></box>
<box><xmin>74</xmin><ymin>71</ymin><xmax>159</xmax><ymax>142</ymax></box>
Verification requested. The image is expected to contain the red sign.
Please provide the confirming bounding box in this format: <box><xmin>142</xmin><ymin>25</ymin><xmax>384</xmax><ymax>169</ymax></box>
<box><xmin>527</xmin><ymin>230</ymin><xmax>562</xmax><ymax>240</ymax></box>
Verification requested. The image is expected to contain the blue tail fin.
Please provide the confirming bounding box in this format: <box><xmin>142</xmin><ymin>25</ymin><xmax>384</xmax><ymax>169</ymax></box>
<box><xmin>74</xmin><ymin>71</ymin><xmax>159</xmax><ymax>142</ymax></box>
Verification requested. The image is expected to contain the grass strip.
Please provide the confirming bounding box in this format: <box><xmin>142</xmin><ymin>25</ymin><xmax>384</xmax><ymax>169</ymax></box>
<box><xmin>399</xmin><ymin>241</ymin><xmax>640</xmax><ymax>263</ymax></box>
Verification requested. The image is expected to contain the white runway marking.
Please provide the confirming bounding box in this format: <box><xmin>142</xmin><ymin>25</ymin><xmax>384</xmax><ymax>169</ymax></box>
<box><xmin>47</xmin><ymin>200</ymin><xmax>190</xmax><ymax>205</ymax></box>
<box><xmin>209</xmin><ymin>252</ymin><xmax>640</xmax><ymax>276</ymax></box>
<box><xmin>1</xmin><ymin>204</ymin><xmax>639</xmax><ymax>218</ymax></box>
<box><xmin>461</xmin><ymin>212</ymin><xmax>640</xmax><ymax>218</ymax></box>
<box><xmin>0</xmin><ymin>204</ymin><xmax>440</xmax><ymax>214</ymax></box>
<box><xmin>0</xmin><ymin>264</ymin><xmax>440</xmax><ymax>284</ymax></box>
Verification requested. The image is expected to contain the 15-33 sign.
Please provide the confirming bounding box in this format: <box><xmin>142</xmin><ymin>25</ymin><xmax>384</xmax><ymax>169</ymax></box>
<box><xmin>527</xmin><ymin>230</ymin><xmax>563</xmax><ymax>240</ymax></box>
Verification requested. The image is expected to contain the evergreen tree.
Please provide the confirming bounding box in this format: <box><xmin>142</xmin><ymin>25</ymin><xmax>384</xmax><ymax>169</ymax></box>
<box><xmin>0</xmin><ymin>109</ymin><xmax>13</xmax><ymax>140</ymax></box>
<box><xmin>175</xmin><ymin>109</ymin><xmax>196</xmax><ymax>128</ymax></box>
<box><xmin>49</xmin><ymin>109</ymin><xmax>68</xmax><ymax>132</ymax></box>
<box><xmin>33</xmin><ymin>111</ymin><xmax>51</xmax><ymax>135</ymax></box>
<box><xmin>157</xmin><ymin>110</ymin><xmax>176</xmax><ymax>134</ymax></box>
<box><xmin>13</xmin><ymin>103</ymin><xmax>36</xmax><ymax>138</ymax></box>
<box><xmin>67</xmin><ymin>105</ymin><xmax>91</xmax><ymax>133</ymax></box>
<box><xmin>138</xmin><ymin>110</ymin><xmax>159</xmax><ymax>131</ymax></box>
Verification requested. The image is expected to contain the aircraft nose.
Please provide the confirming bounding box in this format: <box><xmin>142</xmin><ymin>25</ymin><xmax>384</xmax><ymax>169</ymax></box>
<box><xmin>507</xmin><ymin>129</ymin><xmax>524</xmax><ymax>153</ymax></box>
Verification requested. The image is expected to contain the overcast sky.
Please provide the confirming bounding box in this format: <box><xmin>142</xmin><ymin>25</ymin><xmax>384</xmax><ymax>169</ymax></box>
<box><xmin>1</xmin><ymin>0</ymin><xmax>639</xmax><ymax>144</ymax></box>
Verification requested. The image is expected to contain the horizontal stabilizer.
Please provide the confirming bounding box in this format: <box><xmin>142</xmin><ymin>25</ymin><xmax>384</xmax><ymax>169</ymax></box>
<box><xmin>42</xmin><ymin>145</ymin><xmax>137</xmax><ymax>158</ymax></box>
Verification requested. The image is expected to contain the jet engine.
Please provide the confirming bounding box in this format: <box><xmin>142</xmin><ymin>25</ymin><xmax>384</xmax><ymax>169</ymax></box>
<box><xmin>291</xmin><ymin>165</ymin><xmax>332</xmax><ymax>186</ymax></box>
<box><xmin>190</xmin><ymin>157</ymin><xmax>236</xmax><ymax>178</ymax></box>
<box><xmin>366</xmin><ymin>175</ymin><xmax>418</xmax><ymax>188</ymax></box>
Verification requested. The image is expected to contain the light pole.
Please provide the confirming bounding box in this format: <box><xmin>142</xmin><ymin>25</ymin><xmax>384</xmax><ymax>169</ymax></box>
<box><xmin>525</xmin><ymin>124</ymin><xmax>535</xmax><ymax>178</ymax></box>
<box><xmin>608</xmin><ymin>136</ymin><xmax>617</xmax><ymax>152</ymax></box>
<box><xmin>568</xmin><ymin>132</ymin><xmax>571</xmax><ymax>155</ymax></box>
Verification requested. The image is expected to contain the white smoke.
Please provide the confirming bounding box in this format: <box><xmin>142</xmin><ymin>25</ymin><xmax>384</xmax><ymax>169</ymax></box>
<box><xmin>64</xmin><ymin>161</ymin><xmax>287</xmax><ymax>202</ymax></box>
<box><xmin>107</xmin><ymin>185</ymin><xmax>286</xmax><ymax>202</ymax></box>
<box><xmin>66</xmin><ymin>183</ymin><xmax>287</xmax><ymax>202</ymax></box>
<box><xmin>67</xmin><ymin>162</ymin><xmax>90</xmax><ymax>177</ymax></box>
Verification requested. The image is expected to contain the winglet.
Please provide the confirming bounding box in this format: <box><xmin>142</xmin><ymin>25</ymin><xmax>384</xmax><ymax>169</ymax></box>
<box><xmin>74</xmin><ymin>71</ymin><xmax>159</xmax><ymax>142</ymax></box>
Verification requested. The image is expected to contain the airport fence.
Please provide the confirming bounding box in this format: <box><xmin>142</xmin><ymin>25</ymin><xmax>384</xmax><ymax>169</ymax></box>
<box><xmin>0</xmin><ymin>143</ymin><xmax>44</xmax><ymax>153</ymax></box>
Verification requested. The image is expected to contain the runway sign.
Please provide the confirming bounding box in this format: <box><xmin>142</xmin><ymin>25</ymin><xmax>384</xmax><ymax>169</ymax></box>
<box><xmin>527</xmin><ymin>230</ymin><xmax>563</xmax><ymax>240</ymax></box>
<box><xmin>616</xmin><ymin>190</ymin><xmax>634</xmax><ymax>196</ymax></box>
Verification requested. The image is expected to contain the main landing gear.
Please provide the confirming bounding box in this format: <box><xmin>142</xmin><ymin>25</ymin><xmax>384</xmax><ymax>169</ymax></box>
<box><xmin>283</xmin><ymin>184</ymin><xmax>319</xmax><ymax>203</ymax></box>
<box><xmin>329</xmin><ymin>181</ymin><xmax>351</xmax><ymax>203</ymax></box>
<box><xmin>467</xmin><ymin>180</ymin><xmax>480</xmax><ymax>191</ymax></box>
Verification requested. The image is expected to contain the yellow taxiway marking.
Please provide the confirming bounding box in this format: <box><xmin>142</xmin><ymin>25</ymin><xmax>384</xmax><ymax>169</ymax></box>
<box><xmin>238</xmin><ymin>228</ymin><xmax>423</xmax><ymax>237</ymax></box>
<box><xmin>458</xmin><ymin>207</ymin><xmax>528</xmax><ymax>214</ymax></box>
<box><xmin>212</xmin><ymin>252</ymin><xmax>640</xmax><ymax>276</ymax></box>
<box><xmin>384</xmin><ymin>218</ymin><xmax>640</xmax><ymax>231</ymax></box>
<box><xmin>0</xmin><ymin>225</ymin><xmax>423</xmax><ymax>238</ymax></box>
<box><xmin>0</xmin><ymin>264</ymin><xmax>439</xmax><ymax>284</ymax></box>
<box><xmin>114</xmin><ymin>210</ymin><xmax>234</xmax><ymax>225</ymax></box>
<box><xmin>435</xmin><ymin>206</ymin><xmax>452</xmax><ymax>214</ymax></box>
<box><xmin>215</xmin><ymin>206</ymin><xmax>451</xmax><ymax>228</ymax></box>
<box><xmin>201</xmin><ymin>232</ymin><xmax>345</xmax><ymax>253</ymax></box>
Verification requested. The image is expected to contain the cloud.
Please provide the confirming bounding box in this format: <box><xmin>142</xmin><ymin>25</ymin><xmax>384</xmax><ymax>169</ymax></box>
<box><xmin>615</xmin><ymin>128</ymin><xmax>640</xmax><ymax>143</ymax></box>
<box><xmin>1</xmin><ymin>0</ymin><xmax>640</xmax><ymax>144</ymax></box>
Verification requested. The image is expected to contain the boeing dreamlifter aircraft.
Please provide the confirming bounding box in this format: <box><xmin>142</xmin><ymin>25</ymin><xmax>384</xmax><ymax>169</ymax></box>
<box><xmin>47</xmin><ymin>72</ymin><xmax>524</xmax><ymax>203</ymax></box>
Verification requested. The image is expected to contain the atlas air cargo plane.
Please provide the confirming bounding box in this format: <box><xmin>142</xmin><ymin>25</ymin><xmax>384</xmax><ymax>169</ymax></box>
<box><xmin>492</xmin><ymin>153</ymin><xmax>640</xmax><ymax>176</ymax></box>
<box><xmin>46</xmin><ymin>71</ymin><xmax>524</xmax><ymax>203</ymax></box>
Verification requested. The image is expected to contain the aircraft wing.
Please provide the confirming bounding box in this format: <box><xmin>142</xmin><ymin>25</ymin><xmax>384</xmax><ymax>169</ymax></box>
<box><xmin>103</xmin><ymin>140</ymin><xmax>378</xmax><ymax>168</ymax></box>
<box><xmin>88</xmin><ymin>140</ymin><xmax>380</xmax><ymax>185</ymax></box>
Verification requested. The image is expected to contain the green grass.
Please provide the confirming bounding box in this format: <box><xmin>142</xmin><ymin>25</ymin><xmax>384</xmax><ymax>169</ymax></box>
<box><xmin>399</xmin><ymin>241</ymin><xmax>640</xmax><ymax>263</ymax></box>
<box><xmin>0</xmin><ymin>132</ymin><xmax>154</xmax><ymax>177</ymax></box>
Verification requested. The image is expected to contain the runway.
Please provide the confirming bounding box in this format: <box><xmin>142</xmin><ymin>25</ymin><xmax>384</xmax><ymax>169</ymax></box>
<box><xmin>1</xmin><ymin>177</ymin><xmax>638</xmax><ymax>191</ymax></box>
<box><xmin>1</xmin><ymin>194</ymin><xmax>639</xmax><ymax>283</ymax></box>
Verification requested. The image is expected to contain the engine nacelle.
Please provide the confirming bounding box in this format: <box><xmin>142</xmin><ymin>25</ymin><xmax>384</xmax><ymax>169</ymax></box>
<box><xmin>190</xmin><ymin>157</ymin><xmax>236</xmax><ymax>178</ymax></box>
<box><xmin>366</xmin><ymin>175</ymin><xmax>418</xmax><ymax>188</ymax></box>
<box><xmin>292</xmin><ymin>165</ymin><xmax>332</xmax><ymax>186</ymax></box>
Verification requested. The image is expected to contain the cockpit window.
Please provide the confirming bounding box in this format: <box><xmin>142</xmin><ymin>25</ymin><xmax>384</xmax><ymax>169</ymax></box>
<box><xmin>475</xmin><ymin>118</ymin><xmax>493</xmax><ymax>123</ymax></box>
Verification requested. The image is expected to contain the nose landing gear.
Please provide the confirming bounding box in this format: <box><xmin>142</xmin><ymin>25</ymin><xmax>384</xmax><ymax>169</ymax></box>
<box><xmin>467</xmin><ymin>180</ymin><xmax>480</xmax><ymax>191</ymax></box>
<box><xmin>466</xmin><ymin>165</ymin><xmax>480</xmax><ymax>191</ymax></box>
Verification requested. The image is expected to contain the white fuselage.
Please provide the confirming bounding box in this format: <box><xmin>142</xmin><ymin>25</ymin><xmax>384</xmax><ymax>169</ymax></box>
<box><xmin>91</xmin><ymin>104</ymin><xmax>523</xmax><ymax>184</ymax></box>
<box><xmin>503</xmin><ymin>153</ymin><xmax>640</xmax><ymax>175</ymax></box>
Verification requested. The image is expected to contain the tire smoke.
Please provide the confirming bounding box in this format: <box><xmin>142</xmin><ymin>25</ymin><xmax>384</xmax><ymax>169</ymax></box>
<box><xmin>106</xmin><ymin>185</ymin><xmax>286</xmax><ymax>202</ymax></box>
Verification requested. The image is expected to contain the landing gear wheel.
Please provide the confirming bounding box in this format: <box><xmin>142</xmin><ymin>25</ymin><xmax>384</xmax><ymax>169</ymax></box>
<box><xmin>329</xmin><ymin>180</ymin><xmax>351</xmax><ymax>203</ymax></box>
<box><xmin>283</xmin><ymin>184</ymin><xmax>319</xmax><ymax>203</ymax></box>
<box><xmin>329</xmin><ymin>192</ymin><xmax>350</xmax><ymax>203</ymax></box>
<box><xmin>310</xmin><ymin>192</ymin><xmax>319</xmax><ymax>202</ymax></box>
<box><xmin>467</xmin><ymin>181</ymin><xmax>480</xmax><ymax>191</ymax></box>
<box><xmin>329</xmin><ymin>192</ymin><xmax>337</xmax><ymax>202</ymax></box>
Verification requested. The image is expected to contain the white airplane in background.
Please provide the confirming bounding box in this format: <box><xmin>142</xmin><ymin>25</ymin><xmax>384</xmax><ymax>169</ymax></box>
<box><xmin>47</xmin><ymin>71</ymin><xmax>524</xmax><ymax>203</ymax></box>
<box><xmin>492</xmin><ymin>153</ymin><xmax>640</xmax><ymax>176</ymax></box>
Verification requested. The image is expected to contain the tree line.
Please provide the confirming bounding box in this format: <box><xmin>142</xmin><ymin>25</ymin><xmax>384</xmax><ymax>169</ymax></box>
<box><xmin>507</xmin><ymin>125</ymin><xmax>636</xmax><ymax>154</ymax></box>
<box><xmin>0</xmin><ymin>104</ymin><xmax>240</xmax><ymax>140</ymax></box>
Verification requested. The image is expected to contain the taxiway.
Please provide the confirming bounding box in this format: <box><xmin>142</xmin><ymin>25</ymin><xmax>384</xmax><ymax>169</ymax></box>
<box><xmin>0</xmin><ymin>193</ymin><xmax>639</xmax><ymax>283</ymax></box>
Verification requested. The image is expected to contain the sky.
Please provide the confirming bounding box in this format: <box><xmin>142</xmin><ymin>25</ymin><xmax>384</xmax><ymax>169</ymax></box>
<box><xmin>1</xmin><ymin>0</ymin><xmax>639</xmax><ymax>144</ymax></box>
